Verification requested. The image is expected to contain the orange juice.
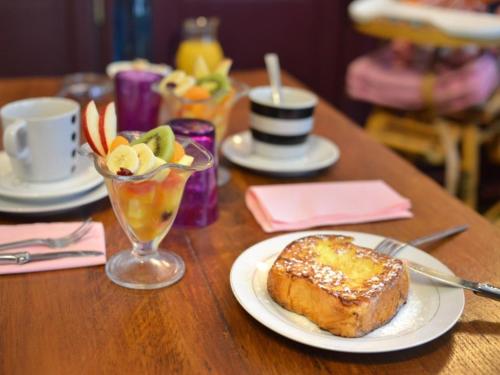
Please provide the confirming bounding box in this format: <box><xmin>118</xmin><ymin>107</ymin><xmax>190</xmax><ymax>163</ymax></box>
<box><xmin>175</xmin><ymin>17</ymin><xmax>224</xmax><ymax>74</ymax></box>
<box><xmin>175</xmin><ymin>39</ymin><xmax>224</xmax><ymax>75</ymax></box>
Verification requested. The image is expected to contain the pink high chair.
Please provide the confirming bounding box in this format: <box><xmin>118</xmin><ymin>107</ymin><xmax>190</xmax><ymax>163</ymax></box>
<box><xmin>347</xmin><ymin>0</ymin><xmax>500</xmax><ymax>209</ymax></box>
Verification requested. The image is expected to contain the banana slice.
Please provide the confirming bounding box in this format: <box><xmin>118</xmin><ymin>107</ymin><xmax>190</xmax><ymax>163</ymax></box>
<box><xmin>165</xmin><ymin>70</ymin><xmax>186</xmax><ymax>84</ymax></box>
<box><xmin>106</xmin><ymin>145</ymin><xmax>139</xmax><ymax>174</ymax></box>
<box><xmin>173</xmin><ymin>76</ymin><xmax>196</xmax><ymax>96</ymax></box>
<box><xmin>159</xmin><ymin>70</ymin><xmax>186</xmax><ymax>92</ymax></box>
<box><xmin>132</xmin><ymin>143</ymin><xmax>156</xmax><ymax>175</ymax></box>
<box><xmin>154</xmin><ymin>156</ymin><xmax>166</xmax><ymax>167</ymax></box>
<box><xmin>152</xmin><ymin>156</ymin><xmax>171</xmax><ymax>182</ymax></box>
<box><xmin>158</xmin><ymin>70</ymin><xmax>196</xmax><ymax>97</ymax></box>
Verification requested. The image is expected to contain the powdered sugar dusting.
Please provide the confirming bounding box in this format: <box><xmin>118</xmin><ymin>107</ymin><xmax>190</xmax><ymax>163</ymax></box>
<box><xmin>366</xmin><ymin>286</ymin><xmax>426</xmax><ymax>337</ymax></box>
<box><xmin>272</xmin><ymin>235</ymin><xmax>404</xmax><ymax>301</ymax></box>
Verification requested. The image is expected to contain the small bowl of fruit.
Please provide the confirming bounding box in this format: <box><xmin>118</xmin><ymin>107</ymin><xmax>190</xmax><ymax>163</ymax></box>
<box><xmin>154</xmin><ymin>57</ymin><xmax>249</xmax><ymax>145</ymax></box>
<box><xmin>81</xmin><ymin>100</ymin><xmax>214</xmax><ymax>290</ymax></box>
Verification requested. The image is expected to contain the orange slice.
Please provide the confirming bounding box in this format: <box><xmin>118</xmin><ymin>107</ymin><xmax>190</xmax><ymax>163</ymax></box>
<box><xmin>109</xmin><ymin>135</ymin><xmax>129</xmax><ymax>153</ymax></box>
<box><xmin>184</xmin><ymin>86</ymin><xmax>211</xmax><ymax>101</ymax></box>
<box><xmin>171</xmin><ymin>141</ymin><xmax>186</xmax><ymax>162</ymax></box>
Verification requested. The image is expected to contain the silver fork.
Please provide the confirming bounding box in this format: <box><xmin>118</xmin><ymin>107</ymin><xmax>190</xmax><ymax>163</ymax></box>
<box><xmin>0</xmin><ymin>218</ymin><xmax>93</xmax><ymax>251</ymax></box>
<box><xmin>374</xmin><ymin>224</ymin><xmax>469</xmax><ymax>257</ymax></box>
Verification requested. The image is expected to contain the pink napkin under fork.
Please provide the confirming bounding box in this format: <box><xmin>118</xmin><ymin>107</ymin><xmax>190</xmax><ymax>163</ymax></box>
<box><xmin>0</xmin><ymin>221</ymin><xmax>106</xmax><ymax>275</ymax></box>
<box><xmin>245</xmin><ymin>180</ymin><xmax>412</xmax><ymax>233</ymax></box>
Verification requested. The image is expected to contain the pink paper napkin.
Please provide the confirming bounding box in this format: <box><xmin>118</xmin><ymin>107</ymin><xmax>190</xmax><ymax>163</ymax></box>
<box><xmin>0</xmin><ymin>221</ymin><xmax>106</xmax><ymax>275</ymax></box>
<box><xmin>246</xmin><ymin>180</ymin><xmax>412</xmax><ymax>233</ymax></box>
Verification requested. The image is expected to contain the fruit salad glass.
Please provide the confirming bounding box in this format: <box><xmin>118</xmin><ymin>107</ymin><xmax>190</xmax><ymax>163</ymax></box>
<box><xmin>155</xmin><ymin>79</ymin><xmax>249</xmax><ymax>185</ymax></box>
<box><xmin>83</xmin><ymin>132</ymin><xmax>213</xmax><ymax>290</ymax></box>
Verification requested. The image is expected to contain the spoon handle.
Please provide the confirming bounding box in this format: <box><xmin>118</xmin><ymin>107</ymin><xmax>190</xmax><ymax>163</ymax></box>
<box><xmin>264</xmin><ymin>53</ymin><xmax>282</xmax><ymax>104</ymax></box>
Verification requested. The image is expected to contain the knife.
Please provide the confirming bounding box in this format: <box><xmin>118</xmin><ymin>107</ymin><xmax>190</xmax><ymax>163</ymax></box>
<box><xmin>0</xmin><ymin>251</ymin><xmax>104</xmax><ymax>265</ymax></box>
<box><xmin>408</xmin><ymin>224</ymin><xmax>469</xmax><ymax>247</ymax></box>
<box><xmin>406</xmin><ymin>260</ymin><xmax>500</xmax><ymax>301</ymax></box>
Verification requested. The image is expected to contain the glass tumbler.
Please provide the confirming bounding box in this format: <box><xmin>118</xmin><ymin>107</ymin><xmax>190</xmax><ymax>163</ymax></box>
<box><xmin>170</xmin><ymin>119</ymin><xmax>218</xmax><ymax>227</ymax></box>
<box><xmin>114</xmin><ymin>70</ymin><xmax>162</xmax><ymax>132</ymax></box>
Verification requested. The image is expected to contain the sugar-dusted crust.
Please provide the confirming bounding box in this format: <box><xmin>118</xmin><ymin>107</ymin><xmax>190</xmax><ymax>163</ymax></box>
<box><xmin>267</xmin><ymin>235</ymin><xmax>409</xmax><ymax>337</ymax></box>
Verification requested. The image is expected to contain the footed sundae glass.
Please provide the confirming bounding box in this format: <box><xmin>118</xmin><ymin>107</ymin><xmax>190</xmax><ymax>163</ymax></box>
<box><xmin>156</xmin><ymin>79</ymin><xmax>249</xmax><ymax>185</ymax></box>
<box><xmin>83</xmin><ymin>132</ymin><xmax>213</xmax><ymax>290</ymax></box>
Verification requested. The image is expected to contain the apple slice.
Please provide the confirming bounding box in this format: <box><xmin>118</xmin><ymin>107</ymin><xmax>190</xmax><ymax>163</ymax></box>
<box><xmin>83</xmin><ymin>101</ymin><xmax>106</xmax><ymax>156</ymax></box>
<box><xmin>99</xmin><ymin>102</ymin><xmax>117</xmax><ymax>154</ymax></box>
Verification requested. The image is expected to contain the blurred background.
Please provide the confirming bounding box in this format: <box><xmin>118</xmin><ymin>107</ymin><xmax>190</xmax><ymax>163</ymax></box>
<box><xmin>0</xmin><ymin>0</ymin><xmax>375</xmax><ymax>123</ymax></box>
<box><xmin>0</xmin><ymin>0</ymin><xmax>498</xmax><ymax>219</ymax></box>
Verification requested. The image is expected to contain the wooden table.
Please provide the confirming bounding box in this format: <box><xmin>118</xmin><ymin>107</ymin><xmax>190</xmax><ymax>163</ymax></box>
<box><xmin>0</xmin><ymin>71</ymin><xmax>499</xmax><ymax>375</ymax></box>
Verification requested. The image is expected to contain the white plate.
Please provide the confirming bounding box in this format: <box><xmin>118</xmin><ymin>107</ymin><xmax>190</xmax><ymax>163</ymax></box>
<box><xmin>221</xmin><ymin>131</ymin><xmax>340</xmax><ymax>177</ymax></box>
<box><xmin>230</xmin><ymin>230</ymin><xmax>465</xmax><ymax>353</ymax></box>
<box><xmin>0</xmin><ymin>152</ymin><xmax>103</xmax><ymax>201</ymax></box>
<box><xmin>106</xmin><ymin>60</ymin><xmax>171</xmax><ymax>78</ymax></box>
<box><xmin>0</xmin><ymin>183</ymin><xmax>108</xmax><ymax>214</ymax></box>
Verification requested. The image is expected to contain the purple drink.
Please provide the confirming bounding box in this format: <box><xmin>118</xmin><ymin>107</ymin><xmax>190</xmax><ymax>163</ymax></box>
<box><xmin>170</xmin><ymin>119</ymin><xmax>218</xmax><ymax>227</ymax></box>
<box><xmin>114</xmin><ymin>70</ymin><xmax>162</xmax><ymax>132</ymax></box>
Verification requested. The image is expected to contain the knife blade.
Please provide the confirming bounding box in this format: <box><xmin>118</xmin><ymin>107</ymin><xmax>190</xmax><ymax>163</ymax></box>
<box><xmin>0</xmin><ymin>251</ymin><xmax>104</xmax><ymax>265</ymax></box>
<box><xmin>406</xmin><ymin>260</ymin><xmax>500</xmax><ymax>301</ymax></box>
<box><xmin>408</xmin><ymin>224</ymin><xmax>469</xmax><ymax>247</ymax></box>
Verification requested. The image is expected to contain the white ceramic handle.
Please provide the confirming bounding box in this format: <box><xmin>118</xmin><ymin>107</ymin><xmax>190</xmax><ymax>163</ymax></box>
<box><xmin>3</xmin><ymin>119</ymin><xmax>30</xmax><ymax>160</ymax></box>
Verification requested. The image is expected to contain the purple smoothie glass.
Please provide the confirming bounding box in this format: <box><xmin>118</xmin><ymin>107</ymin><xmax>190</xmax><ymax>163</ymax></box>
<box><xmin>114</xmin><ymin>70</ymin><xmax>163</xmax><ymax>132</ymax></box>
<box><xmin>170</xmin><ymin>119</ymin><xmax>218</xmax><ymax>227</ymax></box>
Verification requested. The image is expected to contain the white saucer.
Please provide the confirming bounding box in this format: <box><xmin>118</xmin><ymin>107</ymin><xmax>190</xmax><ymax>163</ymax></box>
<box><xmin>0</xmin><ymin>152</ymin><xmax>103</xmax><ymax>201</ymax></box>
<box><xmin>0</xmin><ymin>183</ymin><xmax>108</xmax><ymax>214</ymax></box>
<box><xmin>230</xmin><ymin>230</ymin><xmax>464</xmax><ymax>353</ymax></box>
<box><xmin>221</xmin><ymin>131</ymin><xmax>340</xmax><ymax>177</ymax></box>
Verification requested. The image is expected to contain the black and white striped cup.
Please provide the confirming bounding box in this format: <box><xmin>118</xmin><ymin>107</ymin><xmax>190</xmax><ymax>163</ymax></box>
<box><xmin>249</xmin><ymin>86</ymin><xmax>318</xmax><ymax>159</ymax></box>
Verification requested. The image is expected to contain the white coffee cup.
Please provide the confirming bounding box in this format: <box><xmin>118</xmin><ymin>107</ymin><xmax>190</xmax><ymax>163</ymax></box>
<box><xmin>249</xmin><ymin>86</ymin><xmax>318</xmax><ymax>159</ymax></box>
<box><xmin>1</xmin><ymin>97</ymin><xmax>81</xmax><ymax>182</ymax></box>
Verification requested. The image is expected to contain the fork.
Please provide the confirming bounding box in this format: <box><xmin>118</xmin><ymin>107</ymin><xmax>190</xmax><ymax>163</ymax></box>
<box><xmin>0</xmin><ymin>218</ymin><xmax>93</xmax><ymax>252</ymax></box>
<box><xmin>375</xmin><ymin>224</ymin><xmax>469</xmax><ymax>257</ymax></box>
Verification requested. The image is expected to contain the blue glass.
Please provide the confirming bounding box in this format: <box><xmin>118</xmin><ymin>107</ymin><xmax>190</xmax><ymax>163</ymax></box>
<box><xmin>113</xmin><ymin>0</ymin><xmax>152</xmax><ymax>61</ymax></box>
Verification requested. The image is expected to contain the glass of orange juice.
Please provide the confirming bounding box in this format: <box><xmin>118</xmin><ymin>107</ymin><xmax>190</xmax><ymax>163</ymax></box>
<box><xmin>175</xmin><ymin>17</ymin><xmax>224</xmax><ymax>75</ymax></box>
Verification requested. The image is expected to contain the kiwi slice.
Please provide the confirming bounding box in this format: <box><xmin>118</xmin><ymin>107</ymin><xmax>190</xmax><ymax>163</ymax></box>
<box><xmin>197</xmin><ymin>73</ymin><xmax>230</xmax><ymax>98</ymax></box>
<box><xmin>131</xmin><ymin>125</ymin><xmax>175</xmax><ymax>162</ymax></box>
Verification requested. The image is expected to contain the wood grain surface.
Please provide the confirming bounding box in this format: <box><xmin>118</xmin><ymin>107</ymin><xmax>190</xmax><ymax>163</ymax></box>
<box><xmin>0</xmin><ymin>71</ymin><xmax>499</xmax><ymax>375</ymax></box>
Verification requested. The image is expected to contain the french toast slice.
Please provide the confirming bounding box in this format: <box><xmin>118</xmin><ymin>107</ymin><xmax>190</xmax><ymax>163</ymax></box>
<box><xmin>267</xmin><ymin>235</ymin><xmax>409</xmax><ymax>337</ymax></box>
